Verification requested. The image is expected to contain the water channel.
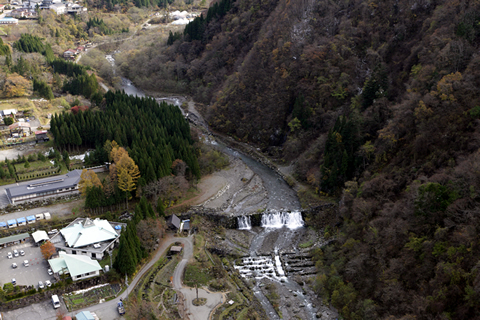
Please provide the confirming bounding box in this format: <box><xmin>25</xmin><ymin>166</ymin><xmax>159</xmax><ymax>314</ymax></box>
<box><xmin>113</xmin><ymin>56</ymin><xmax>319</xmax><ymax>320</ymax></box>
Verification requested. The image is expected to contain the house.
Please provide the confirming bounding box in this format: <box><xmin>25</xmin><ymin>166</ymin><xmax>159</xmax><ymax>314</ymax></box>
<box><xmin>50</xmin><ymin>218</ymin><xmax>125</xmax><ymax>260</ymax></box>
<box><xmin>2</xmin><ymin>109</ymin><xmax>17</xmax><ymax>117</ymax></box>
<box><xmin>63</xmin><ymin>49</ymin><xmax>76</xmax><ymax>59</ymax></box>
<box><xmin>65</xmin><ymin>3</ymin><xmax>87</xmax><ymax>14</ymax></box>
<box><xmin>35</xmin><ymin>130</ymin><xmax>49</xmax><ymax>142</ymax></box>
<box><xmin>48</xmin><ymin>251</ymin><xmax>102</xmax><ymax>281</ymax></box>
<box><xmin>170</xmin><ymin>246</ymin><xmax>183</xmax><ymax>254</ymax></box>
<box><xmin>76</xmin><ymin>46</ymin><xmax>85</xmax><ymax>53</ymax></box>
<box><xmin>9</xmin><ymin>122</ymin><xmax>31</xmax><ymax>137</ymax></box>
<box><xmin>22</xmin><ymin>0</ymin><xmax>42</xmax><ymax>9</ymax></box>
<box><xmin>9</xmin><ymin>8</ymin><xmax>35</xmax><ymax>18</ymax></box>
<box><xmin>166</xmin><ymin>214</ymin><xmax>181</xmax><ymax>230</ymax></box>
<box><xmin>49</xmin><ymin>3</ymin><xmax>66</xmax><ymax>14</ymax></box>
<box><xmin>5</xmin><ymin>169</ymin><xmax>82</xmax><ymax>204</ymax></box>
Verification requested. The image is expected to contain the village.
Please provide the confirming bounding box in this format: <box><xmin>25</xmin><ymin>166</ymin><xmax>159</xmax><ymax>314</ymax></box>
<box><xmin>0</xmin><ymin>0</ymin><xmax>87</xmax><ymax>25</ymax></box>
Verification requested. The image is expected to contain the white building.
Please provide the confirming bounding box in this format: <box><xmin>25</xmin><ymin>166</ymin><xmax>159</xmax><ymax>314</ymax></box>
<box><xmin>50</xmin><ymin>218</ymin><xmax>125</xmax><ymax>260</ymax></box>
<box><xmin>49</xmin><ymin>3</ymin><xmax>65</xmax><ymax>14</ymax></box>
<box><xmin>48</xmin><ymin>251</ymin><xmax>102</xmax><ymax>281</ymax></box>
<box><xmin>0</xmin><ymin>17</ymin><xmax>19</xmax><ymax>24</ymax></box>
<box><xmin>65</xmin><ymin>3</ymin><xmax>86</xmax><ymax>13</ymax></box>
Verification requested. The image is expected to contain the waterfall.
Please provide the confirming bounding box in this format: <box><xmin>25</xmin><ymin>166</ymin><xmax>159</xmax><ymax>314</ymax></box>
<box><xmin>261</xmin><ymin>211</ymin><xmax>304</xmax><ymax>229</ymax></box>
<box><xmin>238</xmin><ymin>216</ymin><xmax>252</xmax><ymax>230</ymax></box>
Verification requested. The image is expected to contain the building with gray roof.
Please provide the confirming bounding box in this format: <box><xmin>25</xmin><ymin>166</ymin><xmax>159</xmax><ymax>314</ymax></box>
<box><xmin>5</xmin><ymin>170</ymin><xmax>82</xmax><ymax>204</ymax></box>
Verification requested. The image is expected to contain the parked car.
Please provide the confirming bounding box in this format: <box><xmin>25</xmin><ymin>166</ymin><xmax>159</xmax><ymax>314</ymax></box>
<box><xmin>7</xmin><ymin>252</ymin><xmax>12</xmax><ymax>259</ymax></box>
<box><xmin>45</xmin><ymin>280</ymin><xmax>51</xmax><ymax>287</ymax></box>
<box><xmin>13</xmin><ymin>250</ymin><xmax>18</xmax><ymax>257</ymax></box>
<box><xmin>38</xmin><ymin>281</ymin><xmax>44</xmax><ymax>289</ymax></box>
<box><xmin>23</xmin><ymin>260</ymin><xmax>29</xmax><ymax>267</ymax></box>
<box><xmin>11</xmin><ymin>279</ymin><xmax>16</xmax><ymax>285</ymax></box>
<box><xmin>12</xmin><ymin>263</ymin><xmax>17</xmax><ymax>269</ymax></box>
<box><xmin>47</xmin><ymin>269</ymin><xmax>53</xmax><ymax>276</ymax></box>
<box><xmin>52</xmin><ymin>294</ymin><xmax>60</xmax><ymax>309</ymax></box>
<box><xmin>19</xmin><ymin>250</ymin><xmax>25</xmax><ymax>256</ymax></box>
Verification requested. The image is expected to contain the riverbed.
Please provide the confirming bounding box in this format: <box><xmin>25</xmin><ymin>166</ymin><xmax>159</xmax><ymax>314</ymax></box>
<box><xmin>114</xmin><ymin>59</ymin><xmax>338</xmax><ymax>320</ymax></box>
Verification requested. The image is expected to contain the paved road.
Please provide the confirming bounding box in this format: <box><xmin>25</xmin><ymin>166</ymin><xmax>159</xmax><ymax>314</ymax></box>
<box><xmin>0</xmin><ymin>199</ymin><xmax>82</xmax><ymax>224</ymax></box>
<box><xmin>172</xmin><ymin>236</ymin><xmax>224</xmax><ymax>320</ymax></box>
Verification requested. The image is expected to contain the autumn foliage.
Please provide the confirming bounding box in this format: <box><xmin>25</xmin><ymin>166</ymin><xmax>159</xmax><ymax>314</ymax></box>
<box><xmin>40</xmin><ymin>241</ymin><xmax>56</xmax><ymax>261</ymax></box>
<box><xmin>116</xmin><ymin>0</ymin><xmax>480</xmax><ymax>318</ymax></box>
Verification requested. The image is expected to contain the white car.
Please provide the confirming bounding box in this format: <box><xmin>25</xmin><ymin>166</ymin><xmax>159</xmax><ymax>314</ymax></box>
<box><xmin>48</xmin><ymin>269</ymin><xmax>53</xmax><ymax>276</ymax></box>
<box><xmin>12</xmin><ymin>278</ymin><xmax>16</xmax><ymax>285</ymax></box>
<box><xmin>23</xmin><ymin>260</ymin><xmax>29</xmax><ymax>267</ymax></box>
<box><xmin>38</xmin><ymin>281</ymin><xmax>44</xmax><ymax>289</ymax></box>
<box><xmin>12</xmin><ymin>262</ymin><xmax>17</xmax><ymax>268</ymax></box>
<box><xmin>45</xmin><ymin>280</ymin><xmax>52</xmax><ymax>287</ymax></box>
<box><xmin>19</xmin><ymin>250</ymin><xmax>25</xmax><ymax>256</ymax></box>
<box><xmin>7</xmin><ymin>252</ymin><xmax>12</xmax><ymax>259</ymax></box>
<box><xmin>13</xmin><ymin>249</ymin><xmax>19</xmax><ymax>257</ymax></box>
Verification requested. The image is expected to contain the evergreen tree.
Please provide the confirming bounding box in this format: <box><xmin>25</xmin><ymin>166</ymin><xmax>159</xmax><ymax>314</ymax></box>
<box><xmin>157</xmin><ymin>198</ymin><xmax>165</xmax><ymax>217</ymax></box>
<box><xmin>113</xmin><ymin>230</ymin><xmax>136</xmax><ymax>275</ymax></box>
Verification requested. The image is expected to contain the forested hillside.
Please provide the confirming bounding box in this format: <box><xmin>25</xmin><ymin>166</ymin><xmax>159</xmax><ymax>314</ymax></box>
<box><xmin>118</xmin><ymin>0</ymin><xmax>480</xmax><ymax>319</ymax></box>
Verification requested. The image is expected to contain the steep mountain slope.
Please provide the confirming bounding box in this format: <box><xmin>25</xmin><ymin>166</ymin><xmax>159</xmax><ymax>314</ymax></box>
<box><xmin>120</xmin><ymin>1</ymin><xmax>480</xmax><ymax>318</ymax></box>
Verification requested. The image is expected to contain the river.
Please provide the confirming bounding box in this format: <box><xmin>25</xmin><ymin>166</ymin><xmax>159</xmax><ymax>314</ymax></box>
<box><xmin>115</xmin><ymin>60</ymin><xmax>326</xmax><ymax>320</ymax></box>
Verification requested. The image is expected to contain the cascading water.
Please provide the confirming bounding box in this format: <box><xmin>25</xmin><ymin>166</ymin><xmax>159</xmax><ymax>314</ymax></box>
<box><xmin>261</xmin><ymin>211</ymin><xmax>304</xmax><ymax>229</ymax></box>
<box><xmin>237</xmin><ymin>216</ymin><xmax>252</xmax><ymax>230</ymax></box>
<box><xmin>115</xmin><ymin>71</ymin><xmax>322</xmax><ymax>320</ymax></box>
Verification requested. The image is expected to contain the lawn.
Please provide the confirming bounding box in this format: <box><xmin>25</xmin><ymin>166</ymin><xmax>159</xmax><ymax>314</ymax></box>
<box><xmin>14</xmin><ymin>158</ymin><xmax>72</xmax><ymax>181</ymax></box>
<box><xmin>184</xmin><ymin>263</ymin><xmax>213</xmax><ymax>287</ymax></box>
<box><xmin>14</xmin><ymin>159</ymin><xmax>55</xmax><ymax>173</ymax></box>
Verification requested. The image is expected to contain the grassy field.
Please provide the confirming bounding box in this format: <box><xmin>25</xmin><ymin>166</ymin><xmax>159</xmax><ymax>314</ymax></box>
<box><xmin>183</xmin><ymin>232</ymin><xmax>214</xmax><ymax>287</ymax></box>
<box><xmin>14</xmin><ymin>159</ymin><xmax>54</xmax><ymax>173</ymax></box>
<box><xmin>15</xmin><ymin>160</ymin><xmax>62</xmax><ymax>180</ymax></box>
<box><xmin>184</xmin><ymin>263</ymin><xmax>213</xmax><ymax>287</ymax></box>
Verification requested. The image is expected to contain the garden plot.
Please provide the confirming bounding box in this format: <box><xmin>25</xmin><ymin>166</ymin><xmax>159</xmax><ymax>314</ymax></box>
<box><xmin>63</xmin><ymin>283</ymin><xmax>121</xmax><ymax>311</ymax></box>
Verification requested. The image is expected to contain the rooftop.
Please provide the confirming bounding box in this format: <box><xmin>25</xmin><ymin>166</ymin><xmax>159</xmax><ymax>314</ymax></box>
<box><xmin>0</xmin><ymin>233</ymin><xmax>30</xmax><ymax>246</ymax></box>
<box><xmin>5</xmin><ymin>170</ymin><xmax>82</xmax><ymax>199</ymax></box>
<box><xmin>60</xmin><ymin>218</ymin><xmax>118</xmax><ymax>248</ymax></box>
<box><xmin>167</xmin><ymin>214</ymin><xmax>180</xmax><ymax>229</ymax></box>
<box><xmin>50</xmin><ymin>218</ymin><xmax>125</xmax><ymax>253</ymax></box>
<box><xmin>32</xmin><ymin>230</ymin><xmax>49</xmax><ymax>243</ymax></box>
<box><xmin>170</xmin><ymin>246</ymin><xmax>183</xmax><ymax>252</ymax></box>
<box><xmin>48</xmin><ymin>251</ymin><xmax>102</xmax><ymax>278</ymax></box>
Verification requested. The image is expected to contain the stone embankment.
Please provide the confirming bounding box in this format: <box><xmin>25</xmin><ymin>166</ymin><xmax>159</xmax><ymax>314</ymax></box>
<box><xmin>178</xmin><ymin>203</ymin><xmax>337</xmax><ymax>230</ymax></box>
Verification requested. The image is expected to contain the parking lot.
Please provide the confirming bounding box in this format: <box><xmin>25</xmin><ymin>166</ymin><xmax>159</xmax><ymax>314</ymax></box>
<box><xmin>3</xmin><ymin>296</ymin><xmax>68</xmax><ymax>320</ymax></box>
<box><xmin>0</xmin><ymin>241</ymin><xmax>54</xmax><ymax>289</ymax></box>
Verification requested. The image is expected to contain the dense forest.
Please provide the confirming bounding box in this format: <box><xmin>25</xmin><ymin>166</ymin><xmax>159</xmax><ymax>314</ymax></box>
<box><xmin>115</xmin><ymin>0</ymin><xmax>480</xmax><ymax>319</ymax></box>
<box><xmin>50</xmin><ymin>91</ymin><xmax>200</xmax><ymax>185</ymax></box>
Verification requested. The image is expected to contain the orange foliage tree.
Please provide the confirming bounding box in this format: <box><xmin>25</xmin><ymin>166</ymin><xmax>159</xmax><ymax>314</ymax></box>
<box><xmin>40</xmin><ymin>241</ymin><xmax>57</xmax><ymax>260</ymax></box>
